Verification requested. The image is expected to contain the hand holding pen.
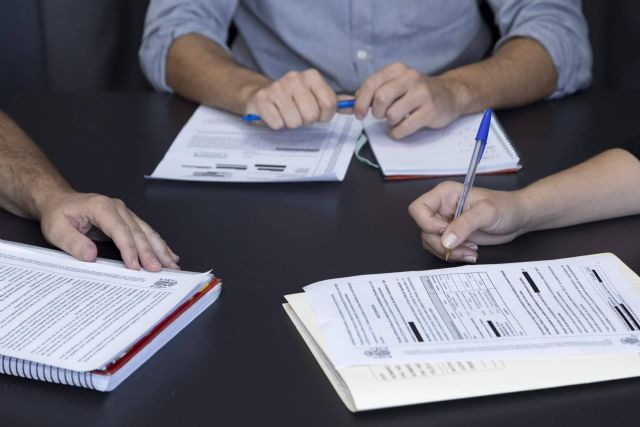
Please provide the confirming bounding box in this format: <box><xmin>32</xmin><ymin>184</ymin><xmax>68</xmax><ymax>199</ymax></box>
<box><xmin>241</xmin><ymin>69</ymin><xmax>354</xmax><ymax>129</ymax></box>
<box><xmin>444</xmin><ymin>109</ymin><xmax>492</xmax><ymax>261</ymax></box>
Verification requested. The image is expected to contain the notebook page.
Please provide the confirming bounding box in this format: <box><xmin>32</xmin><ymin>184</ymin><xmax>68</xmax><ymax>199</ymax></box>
<box><xmin>0</xmin><ymin>240</ymin><xmax>210</xmax><ymax>372</ymax></box>
<box><xmin>364</xmin><ymin>113</ymin><xmax>520</xmax><ymax>176</ymax></box>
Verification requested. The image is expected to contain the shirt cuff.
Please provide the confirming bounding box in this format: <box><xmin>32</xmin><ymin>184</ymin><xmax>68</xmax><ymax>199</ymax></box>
<box><xmin>140</xmin><ymin>23</ymin><xmax>231</xmax><ymax>94</ymax></box>
<box><xmin>493</xmin><ymin>24</ymin><xmax>592</xmax><ymax>99</ymax></box>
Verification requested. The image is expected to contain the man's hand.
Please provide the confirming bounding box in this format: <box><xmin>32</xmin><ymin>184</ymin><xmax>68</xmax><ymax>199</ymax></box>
<box><xmin>244</xmin><ymin>69</ymin><xmax>339</xmax><ymax>130</ymax></box>
<box><xmin>408</xmin><ymin>182</ymin><xmax>529</xmax><ymax>263</ymax></box>
<box><xmin>355</xmin><ymin>63</ymin><xmax>464</xmax><ymax>139</ymax></box>
<box><xmin>38</xmin><ymin>191</ymin><xmax>180</xmax><ymax>272</ymax></box>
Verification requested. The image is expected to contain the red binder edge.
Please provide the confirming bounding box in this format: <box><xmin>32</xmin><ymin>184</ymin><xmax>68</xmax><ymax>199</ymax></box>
<box><xmin>383</xmin><ymin>167</ymin><xmax>522</xmax><ymax>181</ymax></box>
<box><xmin>93</xmin><ymin>277</ymin><xmax>221</xmax><ymax>376</ymax></box>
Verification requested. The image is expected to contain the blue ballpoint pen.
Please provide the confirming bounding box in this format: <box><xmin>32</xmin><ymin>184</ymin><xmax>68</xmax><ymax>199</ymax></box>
<box><xmin>241</xmin><ymin>99</ymin><xmax>355</xmax><ymax>122</ymax></box>
<box><xmin>445</xmin><ymin>108</ymin><xmax>493</xmax><ymax>261</ymax></box>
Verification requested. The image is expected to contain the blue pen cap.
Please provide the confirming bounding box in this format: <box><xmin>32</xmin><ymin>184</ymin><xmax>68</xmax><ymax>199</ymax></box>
<box><xmin>475</xmin><ymin>108</ymin><xmax>493</xmax><ymax>142</ymax></box>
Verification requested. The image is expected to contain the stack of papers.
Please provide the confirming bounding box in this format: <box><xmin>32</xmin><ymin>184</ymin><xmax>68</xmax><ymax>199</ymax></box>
<box><xmin>284</xmin><ymin>254</ymin><xmax>640</xmax><ymax>411</ymax></box>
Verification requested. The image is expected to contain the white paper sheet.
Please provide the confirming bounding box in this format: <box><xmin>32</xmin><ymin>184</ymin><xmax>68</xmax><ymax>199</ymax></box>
<box><xmin>304</xmin><ymin>254</ymin><xmax>640</xmax><ymax>367</ymax></box>
<box><xmin>150</xmin><ymin>106</ymin><xmax>361</xmax><ymax>182</ymax></box>
<box><xmin>364</xmin><ymin>113</ymin><xmax>520</xmax><ymax>176</ymax></box>
<box><xmin>0</xmin><ymin>240</ymin><xmax>211</xmax><ymax>372</ymax></box>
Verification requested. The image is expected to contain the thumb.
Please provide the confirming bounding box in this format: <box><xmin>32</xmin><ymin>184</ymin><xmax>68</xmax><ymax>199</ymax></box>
<box><xmin>42</xmin><ymin>219</ymin><xmax>98</xmax><ymax>262</ymax></box>
<box><xmin>441</xmin><ymin>202</ymin><xmax>495</xmax><ymax>250</ymax></box>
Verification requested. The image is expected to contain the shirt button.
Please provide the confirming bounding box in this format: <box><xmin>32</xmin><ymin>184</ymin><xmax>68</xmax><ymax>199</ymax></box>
<box><xmin>356</xmin><ymin>49</ymin><xmax>368</xmax><ymax>60</ymax></box>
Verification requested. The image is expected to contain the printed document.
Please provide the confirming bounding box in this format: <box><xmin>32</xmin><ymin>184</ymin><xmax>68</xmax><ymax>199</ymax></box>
<box><xmin>150</xmin><ymin>106</ymin><xmax>361</xmax><ymax>182</ymax></box>
<box><xmin>364</xmin><ymin>112</ymin><xmax>521</xmax><ymax>177</ymax></box>
<box><xmin>304</xmin><ymin>254</ymin><xmax>640</xmax><ymax>367</ymax></box>
<box><xmin>284</xmin><ymin>283</ymin><xmax>640</xmax><ymax>412</ymax></box>
<box><xmin>0</xmin><ymin>240</ymin><xmax>211</xmax><ymax>372</ymax></box>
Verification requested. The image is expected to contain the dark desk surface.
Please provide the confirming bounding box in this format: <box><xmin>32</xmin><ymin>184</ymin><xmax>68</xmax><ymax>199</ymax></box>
<box><xmin>2</xmin><ymin>90</ymin><xmax>640</xmax><ymax>426</ymax></box>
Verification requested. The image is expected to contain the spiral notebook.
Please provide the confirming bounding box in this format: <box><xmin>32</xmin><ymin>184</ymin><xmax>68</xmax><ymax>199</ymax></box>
<box><xmin>0</xmin><ymin>239</ymin><xmax>221</xmax><ymax>391</ymax></box>
<box><xmin>363</xmin><ymin>112</ymin><xmax>521</xmax><ymax>179</ymax></box>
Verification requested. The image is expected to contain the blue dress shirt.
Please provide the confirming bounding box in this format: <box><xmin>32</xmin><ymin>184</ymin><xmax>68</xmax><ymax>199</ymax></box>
<box><xmin>140</xmin><ymin>0</ymin><xmax>592</xmax><ymax>98</ymax></box>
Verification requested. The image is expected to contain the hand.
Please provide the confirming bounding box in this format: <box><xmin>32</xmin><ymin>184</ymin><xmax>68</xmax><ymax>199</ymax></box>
<box><xmin>38</xmin><ymin>191</ymin><xmax>180</xmax><ymax>271</ymax></box>
<box><xmin>244</xmin><ymin>69</ymin><xmax>338</xmax><ymax>130</ymax></box>
<box><xmin>408</xmin><ymin>182</ymin><xmax>529</xmax><ymax>263</ymax></box>
<box><xmin>355</xmin><ymin>63</ymin><xmax>462</xmax><ymax>139</ymax></box>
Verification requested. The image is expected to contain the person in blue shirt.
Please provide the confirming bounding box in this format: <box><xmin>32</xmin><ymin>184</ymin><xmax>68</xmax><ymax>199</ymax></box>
<box><xmin>140</xmin><ymin>0</ymin><xmax>591</xmax><ymax>139</ymax></box>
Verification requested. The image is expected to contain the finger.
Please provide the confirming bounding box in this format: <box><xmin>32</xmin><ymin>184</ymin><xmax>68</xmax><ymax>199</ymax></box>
<box><xmin>169</xmin><ymin>248</ymin><xmax>180</xmax><ymax>263</ymax></box>
<box><xmin>408</xmin><ymin>182</ymin><xmax>462</xmax><ymax>233</ymax></box>
<box><xmin>86</xmin><ymin>202</ymin><xmax>142</xmax><ymax>270</ymax></box>
<box><xmin>115</xmin><ymin>206</ymin><xmax>163</xmax><ymax>272</ymax></box>
<box><xmin>385</xmin><ymin>90</ymin><xmax>423</xmax><ymax>127</ymax></box>
<box><xmin>246</xmin><ymin>88</ymin><xmax>284</xmax><ymax>130</ymax></box>
<box><xmin>272</xmin><ymin>90</ymin><xmax>304</xmax><ymax>129</ymax></box>
<box><xmin>288</xmin><ymin>76</ymin><xmax>320</xmax><ymax>125</ymax></box>
<box><xmin>354</xmin><ymin>64</ymin><xmax>402</xmax><ymax>119</ymax></box>
<box><xmin>422</xmin><ymin>232</ymin><xmax>478</xmax><ymax>262</ymax></box>
<box><xmin>441</xmin><ymin>202</ymin><xmax>497</xmax><ymax>251</ymax></box>
<box><xmin>389</xmin><ymin>108</ymin><xmax>429</xmax><ymax>139</ymax></box>
<box><xmin>42</xmin><ymin>219</ymin><xmax>99</xmax><ymax>263</ymax></box>
<box><xmin>131</xmin><ymin>213</ymin><xmax>180</xmax><ymax>270</ymax></box>
<box><xmin>371</xmin><ymin>79</ymin><xmax>408</xmax><ymax>120</ymax></box>
<box><xmin>256</xmin><ymin>99</ymin><xmax>284</xmax><ymax>130</ymax></box>
<box><xmin>305</xmin><ymin>71</ymin><xmax>338</xmax><ymax>122</ymax></box>
<box><xmin>460</xmin><ymin>241</ymin><xmax>479</xmax><ymax>251</ymax></box>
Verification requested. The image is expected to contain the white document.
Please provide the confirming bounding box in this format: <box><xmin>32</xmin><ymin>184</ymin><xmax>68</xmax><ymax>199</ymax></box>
<box><xmin>304</xmin><ymin>254</ymin><xmax>640</xmax><ymax>368</ymax></box>
<box><xmin>150</xmin><ymin>106</ymin><xmax>361</xmax><ymax>182</ymax></box>
<box><xmin>364</xmin><ymin>112</ymin><xmax>520</xmax><ymax>177</ymax></box>
<box><xmin>284</xmin><ymin>289</ymin><xmax>640</xmax><ymax>412</ymax></box>
<box><xmin>0</xmin><ymin>240</ymin><xmax>211</xmax><ymax>372</ymax></box>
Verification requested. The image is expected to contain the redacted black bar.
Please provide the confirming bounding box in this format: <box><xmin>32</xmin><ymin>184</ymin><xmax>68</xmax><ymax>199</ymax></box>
<box><xmin>592</xmin><ymin>269</ymin><xmax>603</xmax><ymax>283</ymax></box>
<box><xmin>620</xmin><ymin>304</ymin><xmax>640</xmax><ymax>330</ymax></box>
<box><xmin>615</xmin><ymin>306</ymin><xmax>634</xmax><ymax>330</ymax></box>
<box><xmin>487</xmin><ymin>320</ymin><xmax>501</xmax><ymax>337</ymax></box>
<box><xmin>408</xmin><ymin>321</ymin><xmax>424</xmax><ymax>342</ymax></box>
<box><xmin>522</xmin><ymin>271</ymin><xmax>540</xmax><ymax>293</ymax></box>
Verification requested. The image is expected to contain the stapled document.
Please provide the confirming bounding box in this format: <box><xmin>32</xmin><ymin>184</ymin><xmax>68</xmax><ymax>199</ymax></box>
<box><xmin>149</xmin><ymin>106</ymin><xmax>361</xmax><ymax>182</ymax></box>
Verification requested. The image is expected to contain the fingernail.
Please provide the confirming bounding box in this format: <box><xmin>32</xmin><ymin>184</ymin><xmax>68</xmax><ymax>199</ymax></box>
<box><xmin>465</xmin><ymin>243</ymin><xmax>479</xmax><ymax>251</ymax></box>
<box><xmin>464</xmin><ymin>255</ymin><xmax>477</xmax><ymax>263</ymax></box>
<box><xmin>442</xmin><ymin>233</ymin><xmax>458</xmax><ymax>249</ymax></box>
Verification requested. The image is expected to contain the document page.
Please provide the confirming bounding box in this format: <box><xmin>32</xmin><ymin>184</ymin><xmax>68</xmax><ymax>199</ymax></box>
<box><xmin>304</xmin><ymin>254</ymin><xmax>640</xmax><ymax>367</ymax></box>
<box><xmin>0</xmin><ymin>240</ymin><xmax>211</xmax><ymax>372</ymax></box>
<box><xmin>285</xmin><ymin>290</ymin><xmax>640</xmax><ymax>412</ymax></box>
<box><xmin>150</xmin><ymin>106</ymin><xmax>361</xmax><ymax>182</ymax></box>
<box><xmin>364</xmin><ymin>113</ymin><xmax>520</xmax><ymax>176</ymax></box>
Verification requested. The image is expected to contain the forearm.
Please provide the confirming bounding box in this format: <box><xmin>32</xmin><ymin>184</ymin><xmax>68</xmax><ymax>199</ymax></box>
<box><xmin>517</xmin><ymin>149</ymin><xmax>640</xmax><ymax>232</ymax></box>
<box><xmin>440</xmin><ymin>37</ymin><xmax>557</xmax><ymax>116</ymax></box>
<box><xmin>0</xmin><ymin>112</ymin><xmax>73</xmax><ymax>220</ymax></box>
<box><xmin>166</xmin><ymin>33</ymin><xmax>271</xmax><ymax>114</ymax></box>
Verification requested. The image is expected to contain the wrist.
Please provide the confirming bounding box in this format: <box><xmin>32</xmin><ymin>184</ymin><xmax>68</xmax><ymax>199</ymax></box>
<box><xmin>438</xmin><ymin>74</ymin><xmax>477</xmax><ymax>117</ymax></box>
<box><xmin>29</xmin><ymin>184</ymin><xmax>75</xmax><ymax>221</ymax></box>
<box><xmin>513</xmin><ymin>186</ymin><xmax>543</xmax><ymax>234</ymax></box>
<box><xmin>238</xmin><ymin>79</ymin><xmax>272</xmax><ymax>113</ymax></box>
